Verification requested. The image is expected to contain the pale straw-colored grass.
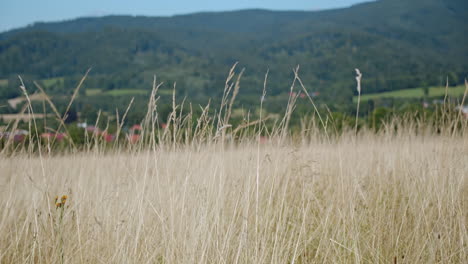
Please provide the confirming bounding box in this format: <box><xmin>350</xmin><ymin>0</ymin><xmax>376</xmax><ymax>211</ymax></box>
<box><xmin>0</xmin><ymin>133</ymin><xmax>466</xmax><ymax>263</ymax></box>
<box><xmin>0</xmin><ymin>69</ymin><xmax>466</xmax><ymax>263</ymax></box>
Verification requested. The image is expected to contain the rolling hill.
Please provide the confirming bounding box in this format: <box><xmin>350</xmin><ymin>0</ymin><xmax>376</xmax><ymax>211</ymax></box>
<box><xmin>0</xmin><ymin>0</ymin><xmax>466</xmax><ymax>109</ymax></box>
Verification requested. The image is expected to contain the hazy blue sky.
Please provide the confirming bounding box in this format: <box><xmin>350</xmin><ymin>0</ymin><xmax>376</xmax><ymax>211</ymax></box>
<box><xmin>1</xmin><ymin>0</ymin><xmax>369</xmax><ymax>32</ymax></box>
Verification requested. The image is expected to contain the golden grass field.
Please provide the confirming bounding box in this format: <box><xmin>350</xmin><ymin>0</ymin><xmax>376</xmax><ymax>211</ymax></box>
<box><xmin>0</xmin><ymin>71</ymin><xmax>467</xmax><ymax>263</ymax></box>
<box><xmin>0</xmin><ymin>130</ymin><xmax>467</xmax><ymax>263</ymax></box>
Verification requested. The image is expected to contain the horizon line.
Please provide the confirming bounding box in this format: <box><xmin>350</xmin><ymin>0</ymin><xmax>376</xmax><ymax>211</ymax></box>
<box><xmin>1</xmin><ymin>1</ymin><xmax>376</xmax><ymax>33</ymax></box>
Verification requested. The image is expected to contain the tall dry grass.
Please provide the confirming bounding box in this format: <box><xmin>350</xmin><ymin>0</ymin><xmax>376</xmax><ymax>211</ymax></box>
<box><xmin>0</xmin><ymin>68</ymin><xmax>467</xmax><ymax>263</ymax></box>
<box><xmin>1</xmin><ymin>134</ymin><xmax>466</xmax><ymax>263</ymax></box>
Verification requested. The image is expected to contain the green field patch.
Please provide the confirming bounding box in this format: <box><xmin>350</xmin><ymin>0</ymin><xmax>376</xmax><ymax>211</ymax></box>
<box><xmin>157</xmin><ymin>89</ymin><xmax>174</xmax><ymax>96</ymax></box>
<box><xmin>106</xmin><ymin>89</ymin><xmax>149</xmax><ymax>96</ymax></box>
<box><xmin>41</xmin><ymin>77</ymin><xmax>64</xmax><ymax>87</ymax></box>
<box><xmin>232</xmin><ymin>108</ymin><xmax>247</xmax><ymax>118</ymax></box>
<box><xmin>354</xmin><ymin>85</ymin><xmax>466</xmax><ymax>102</ymax></box>
<box><xmin>85</xmin><ymin>88</ymin><xmax>149</xmax><ymax>96</ymax></box>
<box><xmin>0</xmin><ymin>79</ymin><xmax>8</xmax><ymax>86</ymax></box>
<box><xmin>85</xmin><ymin>88</ymin><xmax>103</xmax><ymax>96</ymax></box>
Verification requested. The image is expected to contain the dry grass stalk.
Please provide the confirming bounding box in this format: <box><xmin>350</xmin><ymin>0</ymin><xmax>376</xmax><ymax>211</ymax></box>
<box><xmin>355</xmin><ymin>68</ymin><xmax>362</xmax><ymax>135</ymax></box>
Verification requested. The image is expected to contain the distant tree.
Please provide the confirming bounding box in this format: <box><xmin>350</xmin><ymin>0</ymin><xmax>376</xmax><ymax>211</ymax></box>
<box><xmin>80</xmin><ymin>104</ymin><xmax>97</xmax><ymax>123</ymax></box>
<box><xmin>422</xmin><ymin>86</ymin><xmax>429</xmax><ymax>97</ymax></box>
<box><xmin>371</xmin><ymin>107</ymin><xmax>392</xmax><ymax>130</ymax></box>
<box><xmin>65</xmin><ymin>108</ymin><xmax>78</xmax><ymax>124</ymax></box>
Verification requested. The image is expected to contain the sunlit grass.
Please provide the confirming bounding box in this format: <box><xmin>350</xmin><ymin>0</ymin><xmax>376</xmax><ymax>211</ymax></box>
<box><xmin>1</xmin><ymin>134</ymin><xmax>466</xmax><ymax>263</ymax></box>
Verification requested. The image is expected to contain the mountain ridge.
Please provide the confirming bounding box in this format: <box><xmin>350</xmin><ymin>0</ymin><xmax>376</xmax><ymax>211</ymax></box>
<box><xmin>0</xmin><ymin>0</ymin><xmax>466</xmax><ymax>108</ymax></box>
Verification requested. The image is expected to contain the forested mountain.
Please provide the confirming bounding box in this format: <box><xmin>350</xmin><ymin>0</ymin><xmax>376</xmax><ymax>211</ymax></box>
<box><xmin>0</xmin><ymin>0</ymin><xmax>467</xmax><ymax>107</ymax></box>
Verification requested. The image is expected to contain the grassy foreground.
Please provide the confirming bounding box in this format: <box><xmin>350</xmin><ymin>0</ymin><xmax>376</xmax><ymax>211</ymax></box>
<box><xmin>0</xmin><ymin>69</ymin><xmax>467</xmax><ymax>263</ymax></box>
<box><xmin>0</xmin><ymin>132</ymin><xmax>467</xmax><ymax>263</ymax></box>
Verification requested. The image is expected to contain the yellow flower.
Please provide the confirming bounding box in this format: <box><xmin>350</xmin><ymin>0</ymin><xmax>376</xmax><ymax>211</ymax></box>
<box><xmin>61</xmin><ymin>195</ymin><xmax>68</xmax><ymax>205</ymax></box>
<box><xmin>54</xmin><ymin>195</ymin><xmax>68</xmax><ymax>208</ymax></box>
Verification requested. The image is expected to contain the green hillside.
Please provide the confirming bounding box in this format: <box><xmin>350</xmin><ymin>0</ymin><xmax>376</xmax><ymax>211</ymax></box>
<box><xmin>0</xmin><ymin>0</ymin><xmax>466</xmax><ymax>112</ymax></box>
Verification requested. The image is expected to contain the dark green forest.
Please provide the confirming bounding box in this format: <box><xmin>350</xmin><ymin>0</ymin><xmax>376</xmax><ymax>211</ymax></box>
<box><xmin>0</xmin><ymin>0</ymin><xmax>467</xmax><ymax>120</ymax></box>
